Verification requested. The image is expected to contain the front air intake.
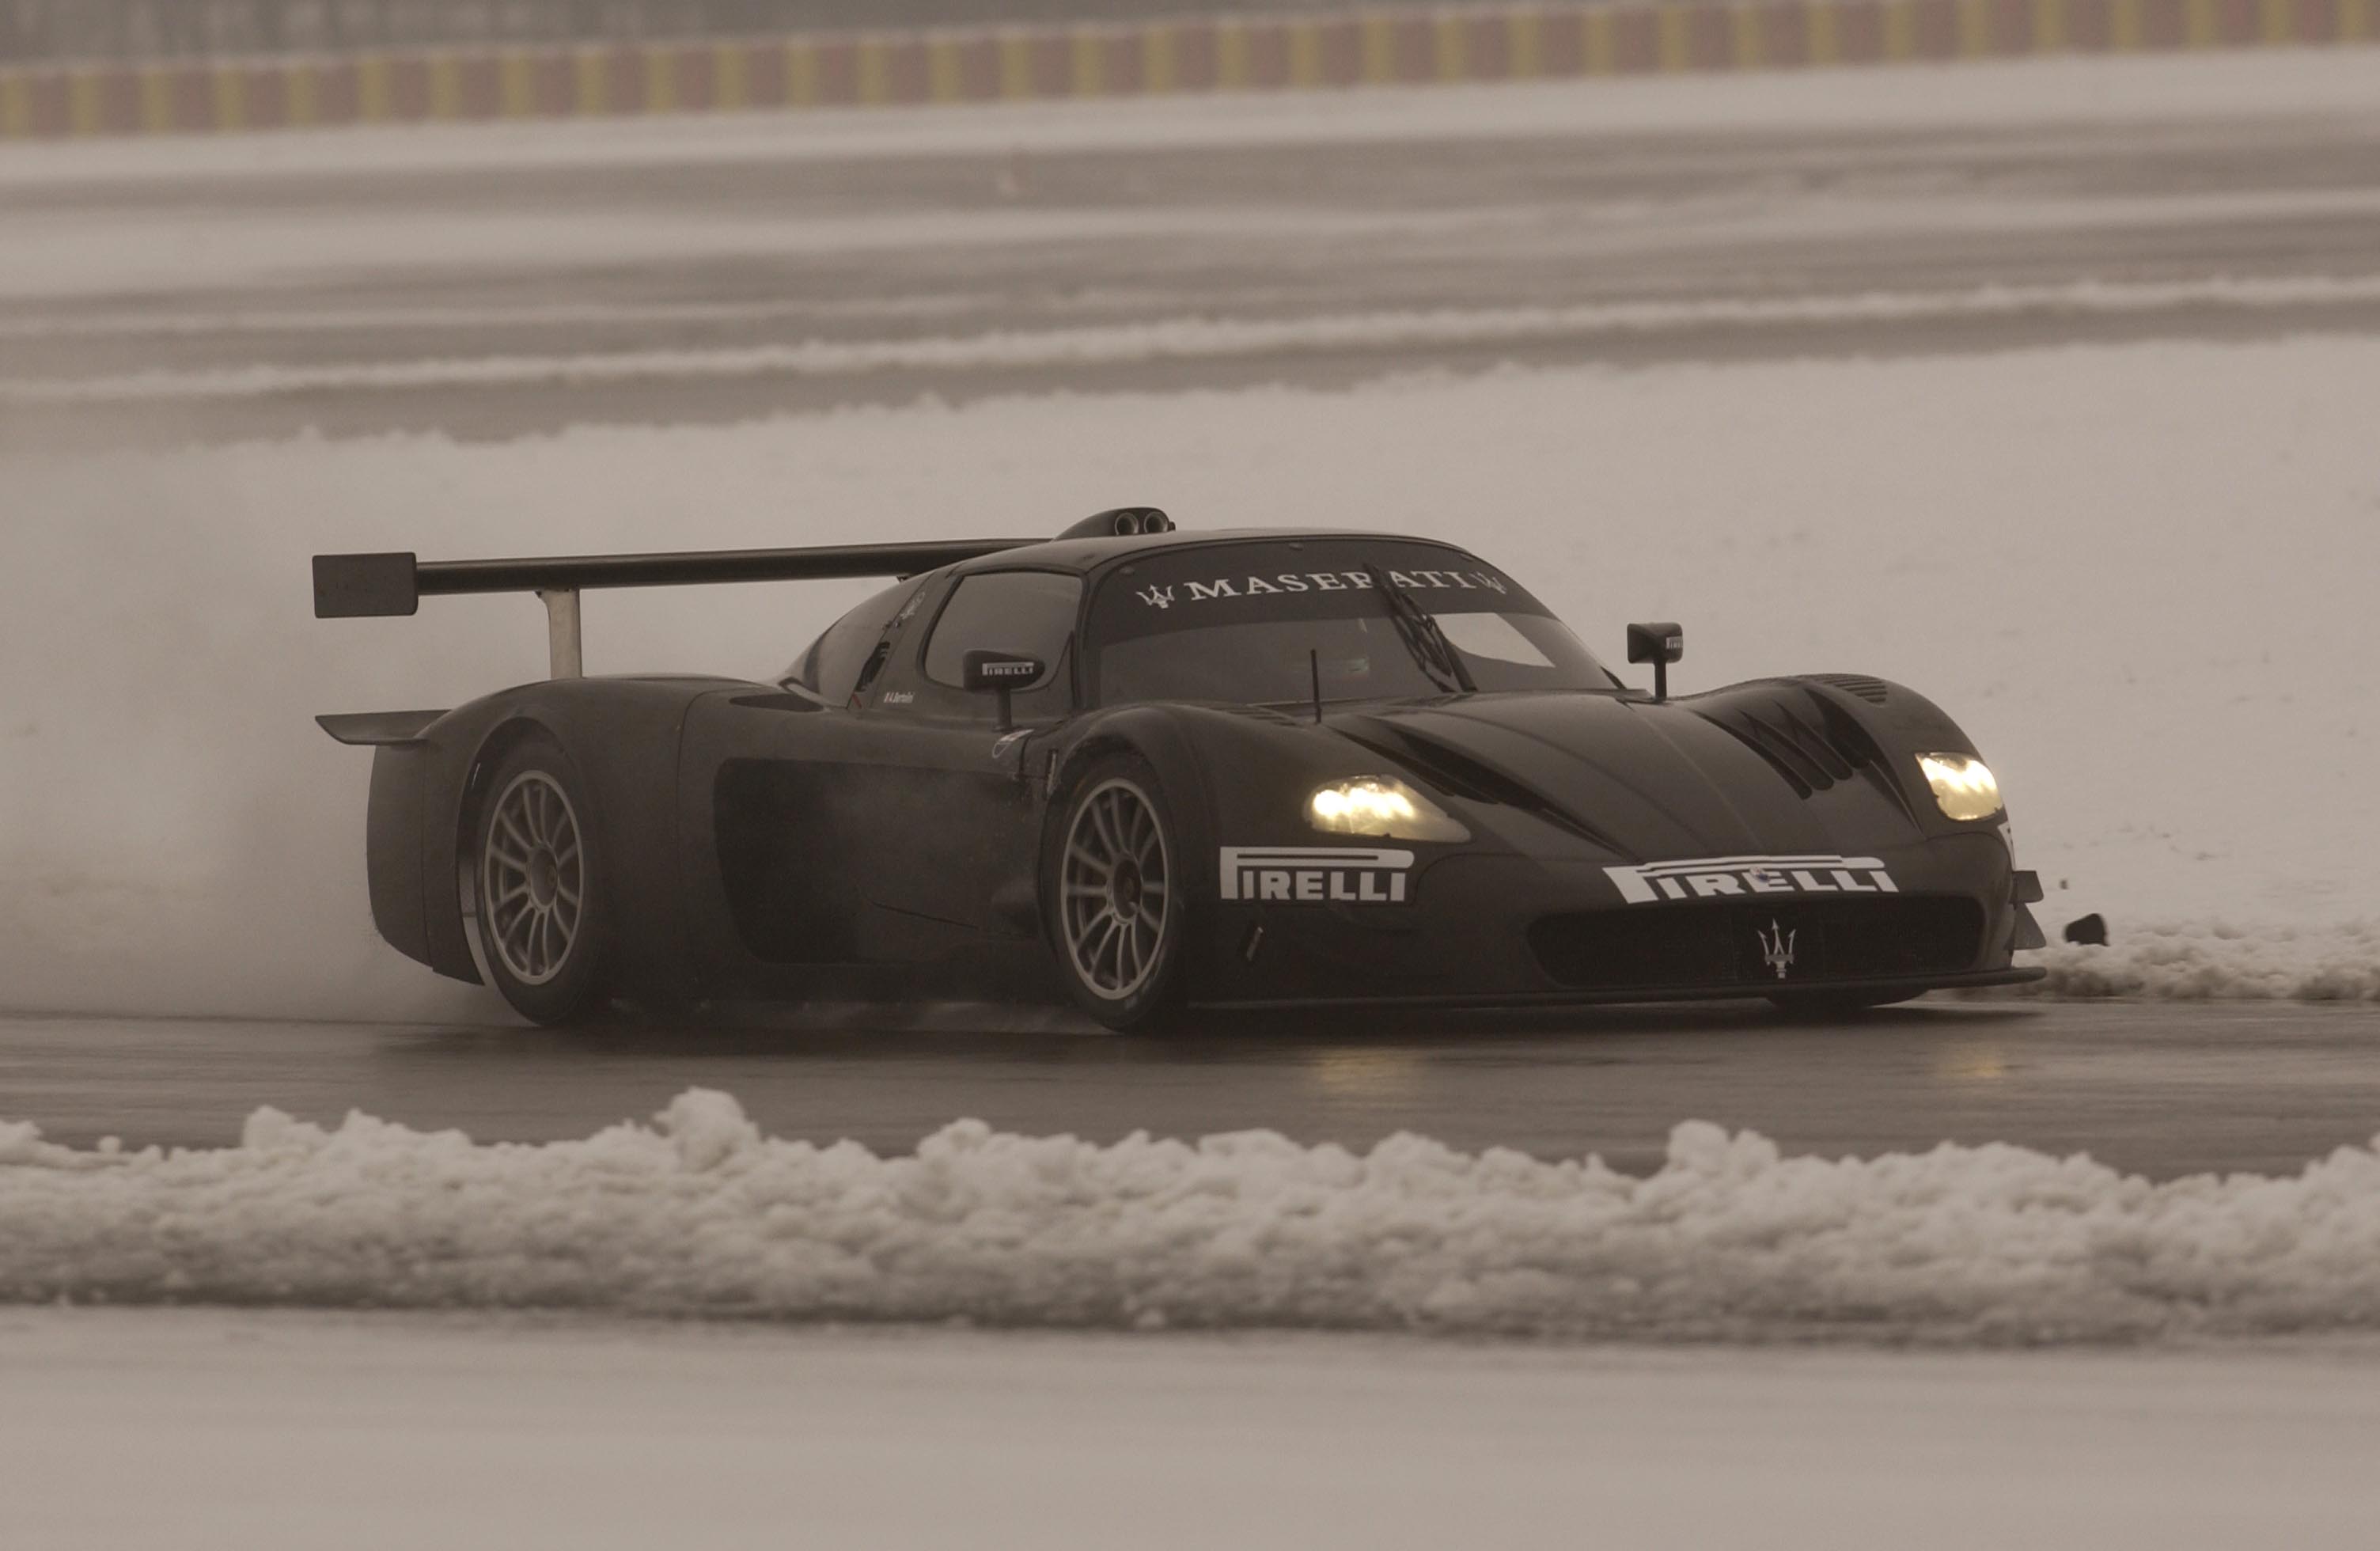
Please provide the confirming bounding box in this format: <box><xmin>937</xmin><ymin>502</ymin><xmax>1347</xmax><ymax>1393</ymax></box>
<box><xmin>1529</xmin><ymin>897</ymin><xmax>1984</xmax><ymax>990</ymax></box>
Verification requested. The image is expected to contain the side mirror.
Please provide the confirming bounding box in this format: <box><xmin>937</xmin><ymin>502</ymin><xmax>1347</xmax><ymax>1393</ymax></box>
<box><xmin>961</xmin><ymin>650</ymin><xmax>1048</xmax><ymax>731</ymax></box>
<box><xmin>1626</xmin><ymin>622</ymin><xmax>1684</xmax><ymax>703</ymax></box>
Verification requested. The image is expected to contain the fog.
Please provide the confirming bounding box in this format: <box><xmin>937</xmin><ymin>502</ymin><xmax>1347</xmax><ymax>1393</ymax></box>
<box><xmin>2</xmin><ymin>47</ymin><xmax>2376</xmax><ymax>1023</ymax></box>
<box><xmin>6</xmin><ymin>329</ymin><xmax>2377</xmax><ymax>1018</ymax></box>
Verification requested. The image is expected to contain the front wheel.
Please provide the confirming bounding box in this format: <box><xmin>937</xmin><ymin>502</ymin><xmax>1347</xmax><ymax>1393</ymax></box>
<box><xmin>1044</xmin><ymin>755</ymin><xmax>1187</xmax><ymax>1030</ymax></box>
<box><xmin>470</xmin><ymin>738</ymin><xmax>613</xmax><ymax>1026</ymax></box>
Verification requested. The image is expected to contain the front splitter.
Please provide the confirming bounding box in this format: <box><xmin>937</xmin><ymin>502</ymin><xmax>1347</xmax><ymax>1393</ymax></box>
<box><xmin>1190</xmin><ymin>965</ymin><xmax>2046</xmax><ymax>1013</ymax></box>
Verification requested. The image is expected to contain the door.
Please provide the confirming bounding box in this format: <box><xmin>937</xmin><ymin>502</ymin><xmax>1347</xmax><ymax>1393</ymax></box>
<box><xmin>854</xmin><ymin>568</ymin><xmax>1084</xmax><ymax>939</ymax></box>
<box><xmin>684</xmin><ymin>570</ymin><xmax>1083</xmax><ymax>975</ymax></box>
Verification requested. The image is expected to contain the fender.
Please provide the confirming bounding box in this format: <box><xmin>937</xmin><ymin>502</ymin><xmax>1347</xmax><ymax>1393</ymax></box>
<box><xmin>374</xmin><ymin>677</ymin><xmax>755</xmax><ymax>999</ymax></box>
<box><xmin>1046</xmin><ymin>704</ymin><xmax>1226</xmax><ymax>878</ymax></box>
<box><xmin>1724</xmin><ymin>674</ymin><xmax>1996</xmax><ymax>841</ymax></box>
<box><xmin>1696</xmin><ymin>673</ymin><xmax>2031</xmax><ymax>954</ymax></box>
<box><xmin>1043</xmin><ymin>704</ymin><xmax>1268</xmax><ymax>1001</ymax></box>
<box><xmin>1045</xmin><ymin>702</ymin><xmax>1461</xmax><ymax>1000</ymax></box>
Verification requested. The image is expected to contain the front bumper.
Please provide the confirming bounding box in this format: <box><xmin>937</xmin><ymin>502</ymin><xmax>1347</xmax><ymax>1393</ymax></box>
<box><xmin>1189</xmin><ymin>832</ymin><xmax>2036</xmax><ymax>1008</ymax></box>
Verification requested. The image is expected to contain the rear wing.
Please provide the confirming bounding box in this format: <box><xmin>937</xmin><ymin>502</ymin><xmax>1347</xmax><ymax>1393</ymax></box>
<box><xmin>313</xmin><ymin>538</ymin><xmax>1040</xmax><ymax>679</ymax></box>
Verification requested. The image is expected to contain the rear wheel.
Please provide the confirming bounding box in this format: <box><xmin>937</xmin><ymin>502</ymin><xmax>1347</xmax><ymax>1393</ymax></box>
<box><xmin>471</xmin><ymin>738</ymin><xmax>612</xmax><ymax>1025</ymax></box>
<box><xmin>1045</xmin><ymin>756</ymin><xmax>1187</xmax><ymax>1031</ymax></box>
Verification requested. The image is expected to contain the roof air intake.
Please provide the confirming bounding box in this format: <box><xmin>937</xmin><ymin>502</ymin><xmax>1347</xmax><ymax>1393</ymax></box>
<box><xmin>1059</xmin><ymin>507</ymin><xmax>1174</xmax><ymax>540</ymax></box>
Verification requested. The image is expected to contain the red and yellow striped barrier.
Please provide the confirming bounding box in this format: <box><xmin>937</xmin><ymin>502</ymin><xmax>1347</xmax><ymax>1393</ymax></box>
<box><xmin>2</xmin><ymin>0</ymin><xmax>2372</xmax><ymax>140</ymax></box>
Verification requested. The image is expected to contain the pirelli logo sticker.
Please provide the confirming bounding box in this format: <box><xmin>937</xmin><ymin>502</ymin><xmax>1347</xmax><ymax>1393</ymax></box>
<box><xmin>1605</xmin><ymin>855</ymin><xmax>1899</xmax><ymax>904</ymax></box>
<box><xmin>1221</xmin><ymin>847</ymin><xmax>1415</xmax><ymax>904</ymax></box>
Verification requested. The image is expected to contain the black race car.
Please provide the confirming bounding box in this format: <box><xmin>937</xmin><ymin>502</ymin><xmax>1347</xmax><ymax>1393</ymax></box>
<box><xmin>313</xmin><ymin>508</ymin><xmax>2045</xmax><ymax>1028</ymax></box>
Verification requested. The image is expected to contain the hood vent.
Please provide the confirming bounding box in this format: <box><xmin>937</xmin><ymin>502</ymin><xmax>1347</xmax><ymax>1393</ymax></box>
<box><xmin>1809</xmin><ymin>673</ymin><xmax>1890</xmax><ymax>704</ymax></box>
<box><xmin>1696</xmin><ymin>692</ymin><xmax>1885</xmax><ymax>800</ymax></box>
<box><xmin>1336</xmin><ymin>723</ymin><xmax>1620</xmax><ymax>850</ymax></box>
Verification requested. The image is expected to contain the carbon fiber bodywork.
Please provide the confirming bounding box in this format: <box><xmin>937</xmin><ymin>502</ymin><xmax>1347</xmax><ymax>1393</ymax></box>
<box><xmin>334</xmin><ymin>530</ymin><xmax>2045</xmax><ymax>1015</ymax></box>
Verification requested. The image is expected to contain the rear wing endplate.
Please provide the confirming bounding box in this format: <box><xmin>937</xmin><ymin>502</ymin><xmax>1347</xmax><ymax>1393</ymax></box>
<box><xmin>313</xmin><ymin>538</ymin><xmax>1038</xmax><ymax>680</ymax></box>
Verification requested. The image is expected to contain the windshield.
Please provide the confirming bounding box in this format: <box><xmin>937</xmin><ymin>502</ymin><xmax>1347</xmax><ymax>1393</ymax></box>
<box><xmin>1089</xmin><ymin>540</ymin><xmax>1615</xmax><ymax>707</ymax></box>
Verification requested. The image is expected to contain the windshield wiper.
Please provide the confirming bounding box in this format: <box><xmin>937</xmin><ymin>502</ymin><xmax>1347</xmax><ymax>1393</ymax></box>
<box><xmin>1365</xmin><ymin>562</ymin><xmax>1476</xmax><ymax>696</ymax></box>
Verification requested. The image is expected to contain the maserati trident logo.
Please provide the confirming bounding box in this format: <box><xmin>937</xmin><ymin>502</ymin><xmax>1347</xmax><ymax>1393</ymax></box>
<box><xmin>1757</xmin><ymin>920</ymin><xmax>1798</xmax><ymax>980</ymax></box>
<box><xmin>1137</xmin><ymin>585</ymin><xmax>1175</xmax><ymax>610</ymax></box>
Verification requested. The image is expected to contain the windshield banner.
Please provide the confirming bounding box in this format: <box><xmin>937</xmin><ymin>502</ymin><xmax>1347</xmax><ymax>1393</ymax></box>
<box><xmin>1093</xmin><ymin>542</ymin><xmax>1548</xmax><ymax>641</ymax></box>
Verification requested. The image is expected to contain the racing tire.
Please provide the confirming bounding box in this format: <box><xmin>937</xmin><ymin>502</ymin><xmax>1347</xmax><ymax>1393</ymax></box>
<box><xmin>469</xmin><ymin>738</ymin><xmax>613</xmax><ymax>1026</ymax></box>
<box><xmin>1767</xmin><ymin>989</ymin><xmax>1924</xmax><ymax>1020</ymax></box>
<box><xmin>1044</xmin><ymin>754</ymin><xmax>1188</xmax><ymax>1032</ymax></box>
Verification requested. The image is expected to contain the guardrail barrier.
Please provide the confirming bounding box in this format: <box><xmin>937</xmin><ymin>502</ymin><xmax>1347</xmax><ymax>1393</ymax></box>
<box><xmin>2</xmin><ymin>0</ymin><xmax>2371</xmax><ymax>140</ymax></box>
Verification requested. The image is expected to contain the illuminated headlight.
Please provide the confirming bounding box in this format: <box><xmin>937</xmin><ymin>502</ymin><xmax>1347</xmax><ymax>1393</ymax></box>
<box><xmin>1918</xmin><ymin>753</ymin><xmax>2003</xmax><ymax>821</ymax></box>
<box><xmin>1306</xmin><ymin>777</ymin><xmax>1469</xmax><ymax>842</ymax></box>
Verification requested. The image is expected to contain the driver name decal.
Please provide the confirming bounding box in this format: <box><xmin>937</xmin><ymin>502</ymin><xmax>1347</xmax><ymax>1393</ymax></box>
<box><xmin>1605</xmin><ymin>855</ymin><xmax>1899</xmax><ymax>904</ymax></box>
<box><xmin>1221</xmin><ymin>846</ymin><xmax>1415</xmax><ymax>904</ymax></box>
<box><xmin>1137</xmin><ymin>571</ymin><xmax>1508</xmax><ymax>609</ymax></box>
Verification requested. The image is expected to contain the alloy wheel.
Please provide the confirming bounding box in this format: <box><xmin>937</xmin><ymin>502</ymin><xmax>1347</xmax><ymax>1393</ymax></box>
<box><xmin>480</xmin><ymin>769</ymin><xmax>585</xmax><ymax>987</ymax></box>
<box><xmin>1059</xmin><ymin>777</ymin><xmax>1171</xmax><ymax>1001</ymax></box>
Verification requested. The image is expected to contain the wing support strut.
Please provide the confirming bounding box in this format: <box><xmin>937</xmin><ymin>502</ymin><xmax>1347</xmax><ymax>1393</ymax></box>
<box><xmin>540</xmin><ymin>589</ymin><xmax>582</xmax><ymax>680</ymax></box>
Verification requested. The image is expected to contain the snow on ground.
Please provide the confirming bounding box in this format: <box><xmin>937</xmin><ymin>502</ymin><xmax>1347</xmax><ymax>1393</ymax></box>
<box><xmin>0</xmin><ymin>202</ymin><xmax>1489</xmax><ymax>309</ymax></box>
<box><xmin>7</xmin><ymin>184</ymin><xmax>2378</xmax><ymax>318</ymax></box>
<box><xmin>9</xmin><ymin>1310</ymin><xmax>2380</xmax><ymax>1551</ymax></box>
<box><xmin>4</xmin><ymin>46</ymin><xmax>2376</xmax><ymax>192</ymax></box>
<box><xmin>2024</xmin><ymin>923</ymin><xmax>2380</xmax><ymax>1003</ymax></box>
<box><xmin>8</xmin><ymin>49</ymin><xmax>2378</xmax><ymax>313</ymax></box>
<box><xmin>10</xmin><ymin>275</ymin><xmax>2380</xmax><ymax>400</ymax></box>
<box><xmin>4</xmin><ymin>1086</ymin><xmax>2379</xmax><ymax>1338</ymax></box>
<box><xmin>3</xmin><ymin>332</ymin><xmax>2374</xmax><ymax>1020</ymax></box>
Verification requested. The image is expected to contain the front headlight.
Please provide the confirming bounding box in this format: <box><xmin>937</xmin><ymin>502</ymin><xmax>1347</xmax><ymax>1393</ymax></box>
<box><xmin>1918</xmin><ymin>753</ymin><xmax>2003</xmax><ymax>821</ymax></box>
<box><xmin>1307</xmin><ymin>776</ymin><xmax>1470</xmax><ymax>842</ymax></box>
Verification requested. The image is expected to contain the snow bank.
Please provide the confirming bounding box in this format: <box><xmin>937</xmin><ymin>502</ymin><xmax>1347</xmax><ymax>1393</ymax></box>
<box><xmin>2022</xmin><ymin>923</ymin><xmax>2380</xmax><ymax>1003</ymax></box>
<box><xmin>4</xmin><ymin>1091</ymin><xmax>2378</xmax><ymax>1340</ymax></box>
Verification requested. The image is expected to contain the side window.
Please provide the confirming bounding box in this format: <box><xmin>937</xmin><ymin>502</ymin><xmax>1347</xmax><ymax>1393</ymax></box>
<box><xmin>783</xmin><ymin>581</ymin><xmax>919</xmax><ymax>703</ymax></box>
<box><xmin>922</xmin><ymin>571</ymin><xmax>1083</xmax><ymax>721</ymax></box>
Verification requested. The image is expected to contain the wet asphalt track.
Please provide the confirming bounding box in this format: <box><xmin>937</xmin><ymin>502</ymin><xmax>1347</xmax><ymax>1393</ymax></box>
<box><xmin>6</xmin><ymin>1000</ymin><xmax>2376</xmax><ymax>1177</ymax></box>
<box><xmin>5</xmin><ymin>74</ymin><xmax>2378</xmax><ymax>1170</ymax></box>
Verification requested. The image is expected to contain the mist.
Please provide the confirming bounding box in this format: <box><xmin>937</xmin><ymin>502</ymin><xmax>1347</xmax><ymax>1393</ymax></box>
<box><xmin>6</xmin><ymin>331</ymin><xmax>2375</xmax><ymax>1020</ymax></box>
